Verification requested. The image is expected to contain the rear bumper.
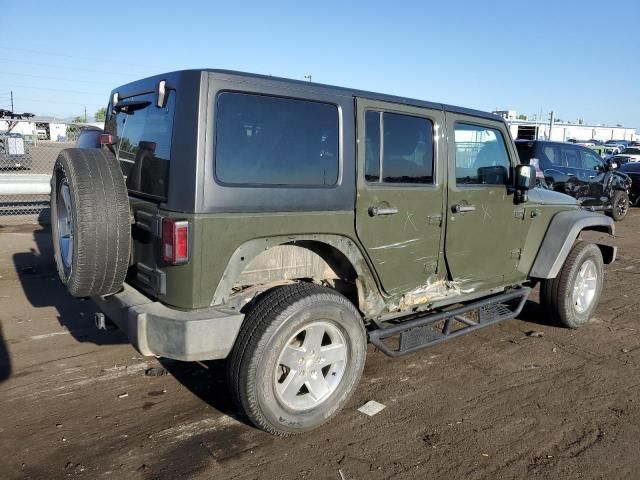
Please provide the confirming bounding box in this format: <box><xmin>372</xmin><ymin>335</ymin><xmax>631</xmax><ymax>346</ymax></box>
<box><xmin>92</xmin><ymin>283</ymin><xmax>244</xmax><ymax>361</ymax></box>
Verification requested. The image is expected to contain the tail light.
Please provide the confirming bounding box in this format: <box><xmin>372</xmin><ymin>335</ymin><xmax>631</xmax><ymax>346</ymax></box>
<box><xmin>162</xmin><ymin>218</ymin><xmax>189</xmax><ymax>265</ymax></box>
<box><xmin>99</xmin><ymin>134</ymin><xmax>114</xmax><ymax>145</ymax></box>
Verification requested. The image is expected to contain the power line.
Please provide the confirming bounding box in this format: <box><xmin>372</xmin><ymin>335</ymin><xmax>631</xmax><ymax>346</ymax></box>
<box><xmin>0</xmin><ymin>71</ymin><xmax>116</xmax><ymax>86</ymax></box>
<box><xmin>2</xmin><ymin>83</ymin><xmax>106</xmax><ymax>96</ymax></box>
<box><xmin>0</xmin><ymin>46</ymin><xmax>171</xmax><ymax>71</ymax></box>
<box><xmin>12</xmin><ymin>96</ymin><xmax>104</xmax><ymax>107</ymax></box>
<box><xmin>0</xmin><ymin>57</ymin><xmax>143</xmax><ymax>78</ymax></box>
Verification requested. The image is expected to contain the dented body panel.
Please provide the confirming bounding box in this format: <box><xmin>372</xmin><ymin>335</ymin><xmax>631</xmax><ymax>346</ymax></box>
<box><xmin>113</xmin><ymin>69</ymin><xmax>616</xmax><ymax>338</ymax></box>
<box><xmin>354</xmin><ymin>98</ymin><xmax>447</xmax><ymax>296</ymax></box>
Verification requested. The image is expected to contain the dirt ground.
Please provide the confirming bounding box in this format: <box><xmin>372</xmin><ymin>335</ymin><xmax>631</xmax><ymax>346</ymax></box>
<box><xmin>1</xmin><ymin>211</ymin><xmax>639</xmax><ymax>480</ymax></box>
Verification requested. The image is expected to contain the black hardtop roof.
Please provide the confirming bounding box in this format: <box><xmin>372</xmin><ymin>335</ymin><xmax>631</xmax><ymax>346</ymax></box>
<box><xmin>111</xmin><ymin>69</ymin><xmax>503</xmax><ymax>123</ymax></box>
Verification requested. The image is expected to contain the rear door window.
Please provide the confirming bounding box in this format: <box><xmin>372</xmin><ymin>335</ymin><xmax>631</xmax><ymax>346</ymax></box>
<box><xmin>106</xmin><ymin>91</ymin><xmax>175</xmax><ymax>201</ymax></box>
<box><xmin>364</xmin><ymin>110</ymin><xmax>434</xmax><ymax>184</ymax></box>
<box><xmin>215</xmin><ymin>92</ymin><xmax>339</xmax><ymax>186</ymax></box>
<box><xmin>561</xmin><ymin>146</ymin><xmax>581</xmax><ymax>168</ymax></box>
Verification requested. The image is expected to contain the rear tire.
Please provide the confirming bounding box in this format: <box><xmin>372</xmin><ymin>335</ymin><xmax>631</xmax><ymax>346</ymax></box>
<box><xmin>227</xmin><ymin>283</ymin><xmax>367</xmax><ymax>436</ymax></box>
<box><xmin>540</xmin><ymin>242</ymin><xmax>604</xmax><ymax>328</ymax></box>
<box><xmin>607</xmin><ymin>190</ymin><xmax>629</xmax><ymax>221</ymax></box>
<box><xmin>51</xmin><ymin>148</ymin><xmax>130</xmax><ymax>297</ymax></box>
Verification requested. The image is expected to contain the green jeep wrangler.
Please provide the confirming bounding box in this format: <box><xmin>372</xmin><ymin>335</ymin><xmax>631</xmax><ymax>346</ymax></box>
<box><xmin>51</xmin><ymin>70</ymin><xmax>616</xmax><ymax>436</ymax></box>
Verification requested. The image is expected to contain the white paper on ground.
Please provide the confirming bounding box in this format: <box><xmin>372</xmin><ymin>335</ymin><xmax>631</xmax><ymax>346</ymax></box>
<box><xmin>357</xmin><ymin>400</ymin><xmax>386</xmax><ymax>416</ymax></box>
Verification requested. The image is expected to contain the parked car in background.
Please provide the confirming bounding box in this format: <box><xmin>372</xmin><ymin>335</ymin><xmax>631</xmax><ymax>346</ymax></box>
<box><xmin>603</xmin><ymin>146</ymin><xmax>621</xmax><ymax>160</ymax></box>
<box><xmin>605</xmin><ymin>140</ymin><xmax>630</xmax><ymax>150</ymax></box>
<box><xmin>516</xmin><ymin>139</ymin><xmax>631</xmax><ymax>220</ymax></box>
<box><xmin>75</xmin><ymin>126</ymin><xmax>103</xmax><ymax>149</ymax></box>
<box><xmin>589</xmin><ymin>145</ymin><xmax>607</xmax><ymax>157</ymax></box>
<box><xmin>612</xmin><ymin>147</ymin><xmax>640</xmax><ymax>164</ymax></box>
<box><xmin>0</xmin><ymin>133</ymin><xmax>32</xmax><ymax>170</ymax></box>
<box><xmin>619</xmin><ymin>162</ymin><xmax>640</xmax><ymax>206</ymax></box>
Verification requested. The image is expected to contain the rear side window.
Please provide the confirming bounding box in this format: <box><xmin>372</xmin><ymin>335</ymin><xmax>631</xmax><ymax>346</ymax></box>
<box><xmin>364</xmin><ymin>111</ymin><xmax>434</xmax><ymax>184</ymax></box>
<box><xmin>215</xmin><ymin>93</ymin><xmax>339</xmax><ymax>186</ymax></box>
<box><xmin>454</xmin><ymin>123</ymin><xmax>511</xmax><ymax>185</ymax></box>
<box><xmin>106</xmin><ymin>91</ymin><xmax>175</xmax><ymax>201</ymax></box>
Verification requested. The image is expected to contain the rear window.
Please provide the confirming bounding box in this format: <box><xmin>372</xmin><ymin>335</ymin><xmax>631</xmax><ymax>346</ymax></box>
<box><xmin>105</xmin><ymin>91</ymin><xmax>175</xmax><ymax>201</ymax></box>
<box><xmin>215</xmin><ymin>92</ymin><xmax>339</xmax><ymax>186</ymax></box>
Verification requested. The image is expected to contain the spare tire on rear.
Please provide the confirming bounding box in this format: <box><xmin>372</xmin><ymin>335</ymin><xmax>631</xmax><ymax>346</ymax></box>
<box><xmin>51</xmin><ymin>148</ymin><xmax>130</xmax><ymax>297</ymax></box>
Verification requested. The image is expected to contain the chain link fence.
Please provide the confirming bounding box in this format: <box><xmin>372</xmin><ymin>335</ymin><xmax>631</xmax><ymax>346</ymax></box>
<box><xmin>0</xmin><ymin>120</ymin><xmax>95</xmax><ymax>225</ymax></box>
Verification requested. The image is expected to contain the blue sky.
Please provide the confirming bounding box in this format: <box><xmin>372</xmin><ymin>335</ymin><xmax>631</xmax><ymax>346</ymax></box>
<box><xmin>0</xmin><ymin>0</ymin><xmax>638</xmax><ymax>128</ymax></box>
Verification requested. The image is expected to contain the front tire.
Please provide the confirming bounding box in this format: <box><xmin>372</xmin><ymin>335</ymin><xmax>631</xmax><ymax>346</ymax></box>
<box><xmin>227</xmin><ymin>283</ymin><xmax>367</xmax><ymax>436</ymax></box>
<box><xmin>540</xmin><ymin>242</ymin><xmax>604</xmax><ymax>328</ymax></box>
<box><xmin>607</xmin><ymin>190</ymin><xmax>629</xmax><ymax>221</ymax></box>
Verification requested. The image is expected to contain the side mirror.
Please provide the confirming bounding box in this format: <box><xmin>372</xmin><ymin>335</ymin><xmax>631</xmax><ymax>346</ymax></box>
<box><xmin>514</xmin><ymin>164</ymin><xmax>535</xmax><ymax>204</ymax></box>
<box><xmin>515</xmin><ymin>164</ymin><xmax>535</xmax><ymax>190</ymax></box>
<box><xmin>607</xmin><ymin>160</ymin><xmax>619</xmax><ymax>171</ymax></box>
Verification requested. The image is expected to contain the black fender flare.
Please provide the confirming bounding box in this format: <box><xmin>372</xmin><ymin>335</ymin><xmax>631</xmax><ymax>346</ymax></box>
<box><xmin>529</xmin><ymin>210</ymin><xmax>616</xmax><ymax>279</ymax></box>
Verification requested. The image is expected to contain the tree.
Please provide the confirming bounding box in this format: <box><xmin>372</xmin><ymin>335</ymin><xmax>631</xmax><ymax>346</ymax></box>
<box><xmin>72</xmin><ymin>116</ymin><xmax>83</xmax><ymax>123</ymax></box>
<box><xmin>517</xmin><ymin>114</ymin><xmax>528</xmax><ymax>120</ymax></box>
<box><xmin>94</xmin><ymin>107</ymin><xmax>107</xmax><ymax>122</ymax></box>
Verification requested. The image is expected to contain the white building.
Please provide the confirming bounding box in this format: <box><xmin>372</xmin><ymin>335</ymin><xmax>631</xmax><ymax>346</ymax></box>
<box><xmin>493</xmin><ymin>111</ymin><xmax>637</xmax><ymax>142</ymax></box>
<box><xmin>0</xmin><ymin>117</ymin><xmax>100</xmax><ymax>142</ymax></box>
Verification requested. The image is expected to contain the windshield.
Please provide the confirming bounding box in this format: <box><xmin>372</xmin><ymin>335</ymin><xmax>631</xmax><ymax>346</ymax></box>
<box><xmin>623</xmin><ymin>148</ymin><xmax>640</xmax><ymax>155</ymax></box>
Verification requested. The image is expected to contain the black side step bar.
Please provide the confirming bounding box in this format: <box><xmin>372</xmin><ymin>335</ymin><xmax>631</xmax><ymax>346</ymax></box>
<box><xmin>368</xmin><ymin>287</ymin><xmax>531</xmax><ymax>357</ymax></box>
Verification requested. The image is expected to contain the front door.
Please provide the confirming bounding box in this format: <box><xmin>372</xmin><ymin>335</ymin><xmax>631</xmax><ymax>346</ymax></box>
<box><xmin>355</xmin><ymin>98</ymin><xmax>446</xmax><ymax>295</ymax></box>
<box><xmin>444</xmin><ymin>114</ymin><xmax>530</xmax><ymax>290</ymax></box>
<box><xmin>576</xmin><ymin>147</ymin><xmax>609</xmax><ymax>206</ymax></box>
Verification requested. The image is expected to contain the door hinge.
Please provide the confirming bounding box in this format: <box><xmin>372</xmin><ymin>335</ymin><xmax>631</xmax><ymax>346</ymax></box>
<box><xmin>514</xmin><ymin>208</ymin><xmax>525</xmax><ymax>220</ymax></box>
<box><xmin>510</xmin><ymin>248</ymin><xmax>522</xmax><ymax>260</ymax></box>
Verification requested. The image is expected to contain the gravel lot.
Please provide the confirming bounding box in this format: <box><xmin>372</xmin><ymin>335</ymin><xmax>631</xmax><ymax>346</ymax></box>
<box><xmin>1</xmin><ymin>212</ymin><xmax>639</xmax><ymax>480</ymax></box>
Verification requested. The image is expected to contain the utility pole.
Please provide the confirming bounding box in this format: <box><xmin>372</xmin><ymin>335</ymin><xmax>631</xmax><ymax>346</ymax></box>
<box><xmin>10</xmin><ymin>90</ymin><xmax>14</xmax><ymax>112</ymax></box>
<box><xmin>84</xmin><ymin>106</ymin><xmax>87</xmax><ymax>123</ymax></box>
<box><xmin>304</xmin><ymin>74</ymin><xmax>312</xmax><ymax>82</ymax></box>
<box><xmin>548</xmin><ymin>110</ymin><xmax>555</xmax><ymax>140</ymax></box>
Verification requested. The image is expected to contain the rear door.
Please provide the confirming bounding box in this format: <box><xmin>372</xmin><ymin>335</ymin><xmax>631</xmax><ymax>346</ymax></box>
<box><xmin>355</xmin><ymin>98</ymin><xmax>446</xmax><ymax>295</ymax></box>
<box><xmin>444</xmin><ymin>114</ymin><xmax>530</xmax><ymax>289</ymax></box>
